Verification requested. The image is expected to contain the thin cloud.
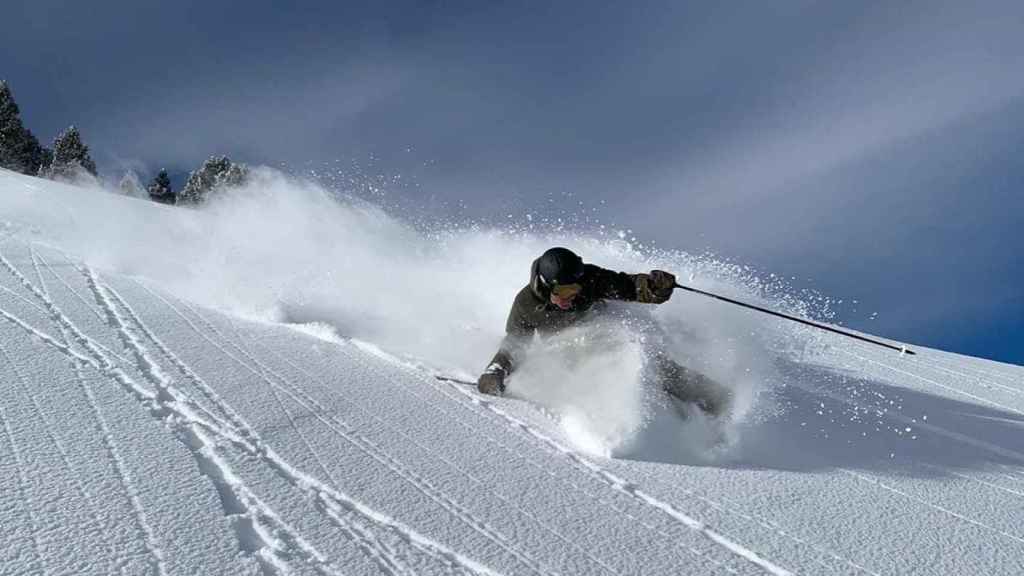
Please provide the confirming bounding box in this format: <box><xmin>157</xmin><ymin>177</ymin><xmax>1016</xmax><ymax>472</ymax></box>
<box><xmin>95</xmin><ymin>61</ymin><xmax>409</xmax><ymax>170</ymax></box>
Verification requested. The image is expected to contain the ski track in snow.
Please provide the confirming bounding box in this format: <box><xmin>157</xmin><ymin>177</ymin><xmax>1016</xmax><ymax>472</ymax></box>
<box><xmin>246</xmin><ymin>331</ymin><xmax>752</xmax><ymax>574</ymax></box>
<box><xmin>1</xmin><ymin>279</ymin><xmax>122</xmax><ymax>575</ymax></box>
<box><xmin>203</xmin><ymin>315</ymin><xmax>626</xmax><ymax>576</ymax></box>
<box><xmin>919</xmin><ymin>463</ymin><xmax>1024</xmax><ymax>499</ymax></box>
<box><xmin>125</xmin><ymin>279</ymin><xmax>510</xmax><ymax>576</ymax></box>
<box><xmin>98</xmin><ymin>269</ymin><xmax>507</xmax><ymax>575</ymax></box>
<box><xmin>4</xmin><ymin>240</ymin><xmax>491</xmax><ymax>575</ymax></box>
<box><xmin>0</xmin><ymin>243</ymin><xmax>462</xmax><ymax>576</ymax></box>
<box><xmin>841</xmin><ymin>468</ymin><xmax>1024</xmax><ymax>545</ymax></box>
<box><xmin>223</xmin><ymin>317</ymin><xmax>730</xmax><ymax>575</ymax></box>
<box><xmin>833</xmin><ymin>347</ymin><xmax>1024</xmax><ymax>466</ymax></box>
<box><xmin>82</xmin><ymin>267</ymin><xmax>338</xmax><ymax>576</ymax></box>
<box><xmin>909</xmin><ymin>356</ymin><xmax>1023</xmax><ymax>399</ymax></box>
<box><xmin>0</xmin><ymin>342</ymin><xmax>48</xmax><ymax>575</ymax></box>
<box><xmin>0</xmin><ymin>247</ymin><xmax>169</xmax><ymax>575</ymax></box>
<box><xmin>839</xmin><ymin>347</ymin><xmax>1024</xmax><ymax>418</ymax></box>
<box><xmin>760</xmin><ymin>342</ymin><xmax>1024</xmax><ymax>551</ymax></box>
<box><xmin>1</xmin><ymin>179</ymin><xmax>1023</xmax><ymax>576</ymax></box>
<box><xmin>827</xmin><ymin>347</ymin><xmax>1024</xmax><ymax>546</ymax></box>
<box><xmin>913</xmin><ymin>352</ymin><xmax>1022</xmax><ymax>391</ymax></box>
<box><xmin>166</xmin><ymin>292</ymin><xmax>568</xmax><ymax>576</ymax></box>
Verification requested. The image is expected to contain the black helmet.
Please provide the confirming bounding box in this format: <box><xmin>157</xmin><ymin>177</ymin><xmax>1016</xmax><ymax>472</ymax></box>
<box><xmin>532</xmin><ymin>247</ymin><xmax>584</xmax><ymax>293</ymax></box>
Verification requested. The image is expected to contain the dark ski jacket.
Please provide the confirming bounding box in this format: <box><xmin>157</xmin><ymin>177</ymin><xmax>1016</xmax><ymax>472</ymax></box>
<box><xmin>487</xmin><ymin>261</ymin><xmax>669</xmax><ymax>375</ymax></box>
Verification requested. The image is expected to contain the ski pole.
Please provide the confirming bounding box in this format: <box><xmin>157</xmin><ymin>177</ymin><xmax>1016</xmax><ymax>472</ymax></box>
<box><xmin>674</xmin><ymin>283</ymin><xmax>915</xmax><ymax>355</ymax></box>
<box><xmin>435</xmin><ymin>375</ymin><xmax>476</xmax><ymax>386</ymax></box>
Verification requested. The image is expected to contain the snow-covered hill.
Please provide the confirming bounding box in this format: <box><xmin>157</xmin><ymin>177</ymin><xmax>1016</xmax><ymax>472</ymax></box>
<box><xmin>1</xmin><ymin>168</ymin><xmax>1022</xmax><ymax>575</ymax></box>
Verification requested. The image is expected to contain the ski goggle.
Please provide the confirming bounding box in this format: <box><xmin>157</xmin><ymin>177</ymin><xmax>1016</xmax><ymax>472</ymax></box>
<box><xmin>550</xmin><ymin>283</ymin><xmax>582</xmax><ymax>298</ymax></box>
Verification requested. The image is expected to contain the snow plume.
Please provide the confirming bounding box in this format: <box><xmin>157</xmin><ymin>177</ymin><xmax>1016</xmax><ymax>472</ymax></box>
<box><xmin>510</xmin><ymin>299</ymin><xmax>777</xmax><ymax>461</ymax></box>
<box><xmin>510</xmin><ymin>316</ymin><xmax>652</xmax><ymax>457</ymax></box>
<box><xmin>0</xmin><ymin>167</ymin><xmax>822</xmax><ymax>460</ymax></box>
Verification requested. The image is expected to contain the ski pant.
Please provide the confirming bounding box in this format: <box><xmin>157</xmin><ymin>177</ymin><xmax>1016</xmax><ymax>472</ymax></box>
<box><xmin>650</xmin><ymin>352</ymin><xmax>733</xmax><ymax>416</ymax></box>
<box><xmin>575</xmin><ymin>303</ymin><xmax>734</xmax><ymax>416</ymax></box>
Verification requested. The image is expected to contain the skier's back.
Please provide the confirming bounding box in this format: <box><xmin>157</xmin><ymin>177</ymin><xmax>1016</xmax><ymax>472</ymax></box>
<box><xmin>477</xmin><ymin>247</ymin><xmax>732</xmax><ymax>416</ymax></box>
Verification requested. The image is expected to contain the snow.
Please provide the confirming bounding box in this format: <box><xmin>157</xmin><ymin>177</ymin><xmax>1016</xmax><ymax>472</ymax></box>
<box><xmin>1</xmin><ymin>167</ymin><xmax>1022</xmax><ymax>575</ymax></box>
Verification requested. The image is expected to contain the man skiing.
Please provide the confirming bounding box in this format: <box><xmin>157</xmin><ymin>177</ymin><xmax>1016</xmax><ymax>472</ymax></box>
<box><xmin>477</xmin><ymin>247</ymin><xmax>733</xmax><ymax>416</ymax></box>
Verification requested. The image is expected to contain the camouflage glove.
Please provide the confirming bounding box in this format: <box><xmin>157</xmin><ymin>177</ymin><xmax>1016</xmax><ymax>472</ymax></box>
<box><xmin>477</xmin><ymin>368</ymin><xmax>506</xmax><ymax>396</ymax></box>
<box><xmin>638</xmin><ymin>270</ymin><xmax>677</xmax><ymax>303</ymax></box>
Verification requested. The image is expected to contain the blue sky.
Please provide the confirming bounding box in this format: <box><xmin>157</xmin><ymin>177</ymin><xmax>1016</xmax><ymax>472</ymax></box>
<box><xmin>3</xmin><ymin>1</ymin><xmax>1022</xmax><ymax>364</ymax></box>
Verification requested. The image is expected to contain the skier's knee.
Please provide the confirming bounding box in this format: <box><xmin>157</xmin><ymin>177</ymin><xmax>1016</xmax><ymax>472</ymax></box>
<box><xmin>661</xmin><ymin>366</ymin><xmax>733</xmax><ymax>416</ymax></box>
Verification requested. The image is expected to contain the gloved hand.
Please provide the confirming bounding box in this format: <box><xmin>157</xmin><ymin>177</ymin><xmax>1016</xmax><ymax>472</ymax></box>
<box><xmin>638</xmin><ymin>270</ymin><xmax>676</xmax><ymax>303</ymax></box>
<box><xmin>650</xmin><ymin>270</ymin><xmax>676</xmax><ymax>298</ymax></box>
<box><xmin>477</xmin><ymin>369</ymin><xmax>506</xmax><ymax>396</ymax></box>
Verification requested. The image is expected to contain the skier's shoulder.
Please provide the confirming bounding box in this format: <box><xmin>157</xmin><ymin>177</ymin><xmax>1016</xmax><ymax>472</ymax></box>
<box><xmin>512</xmin><ymin>283</ymin><xmax>544</xmax><ymax>308</ymax></box>
<box><xmin>504</xmin><ymin>284</ymin><xmax>544</xmax><ymax>334</ymax></box>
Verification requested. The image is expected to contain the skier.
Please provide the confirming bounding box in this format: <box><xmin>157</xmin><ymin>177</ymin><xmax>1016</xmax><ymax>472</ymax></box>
<box><xmin>477</xmin><ymin>247</ymin><xmax>733</xmax><ymax>416</ymax></box>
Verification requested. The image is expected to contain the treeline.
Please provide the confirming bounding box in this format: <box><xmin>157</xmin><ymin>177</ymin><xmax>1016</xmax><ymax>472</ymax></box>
<box><xmin>0</xmin><ymin>80</ymin><xmax>248</xmax><ymax>205</ymax></box>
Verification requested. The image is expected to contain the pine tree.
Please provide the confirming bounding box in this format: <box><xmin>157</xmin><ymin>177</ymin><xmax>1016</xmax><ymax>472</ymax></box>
<box><xmin>179</xmin><ymin>156</ymin><xmax>249</xmax><ymax>204</ymax></box>
<box><xmin>0</xmin><ymin>80</ymin><xmax>48</xmax><ymax>175</ymax></box>
<box><xmin>43</xmin><ymin>126</ymin><xmax>98</xmax><ymax>180</ymax></box>
<box><xmin>147</xmin><ymin>170</ymin><xmax>175</xmax><ymax>205</ymax></box>
<box><xmin>0</xmin><ymin>80</ymin><xmax>24</xmax><ymax>171</ymax></box>
<box><xmin>23</xmin><ymin>129</ymin><xmax>49</xmax><ymax>175</ymax></box>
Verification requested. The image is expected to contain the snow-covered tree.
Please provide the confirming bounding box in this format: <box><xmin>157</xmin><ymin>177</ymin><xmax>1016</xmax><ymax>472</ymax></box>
<box><xmin>178</xmin><ymin>156</ymin><xmax>249</xmax><ymax>204</ymax></box>
<box><xmin>42</xmin><ymin>126</ymin><xmax>98</xmax><ymax>181</ymax></box>
<box><xmin>0</xmin><ymin>80</ymin><xmax>48</xmax><ymax>175</ymax></box>
<box><xmin>147</xmin><ymin>169</ymin><xmax>175</xmax><ymax>205</ymax></box>
<box><xmin>118</xmin><ymin>170</ymin><xmax>147</xmax><ymax>199</ymax></box>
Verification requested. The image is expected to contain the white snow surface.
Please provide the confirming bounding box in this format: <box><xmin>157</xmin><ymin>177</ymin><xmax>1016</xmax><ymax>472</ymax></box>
<box><xmin>1</xmin><ymin>167</ymin><xmax>1022</xmax><ymax>575</ymax></box>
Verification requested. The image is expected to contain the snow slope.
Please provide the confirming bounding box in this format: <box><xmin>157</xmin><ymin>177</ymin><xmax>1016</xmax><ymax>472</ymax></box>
<box><xmin>1</xmin><ymin>168</ymin><xmax>1022</xmax><ymax>575</ymax></box>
